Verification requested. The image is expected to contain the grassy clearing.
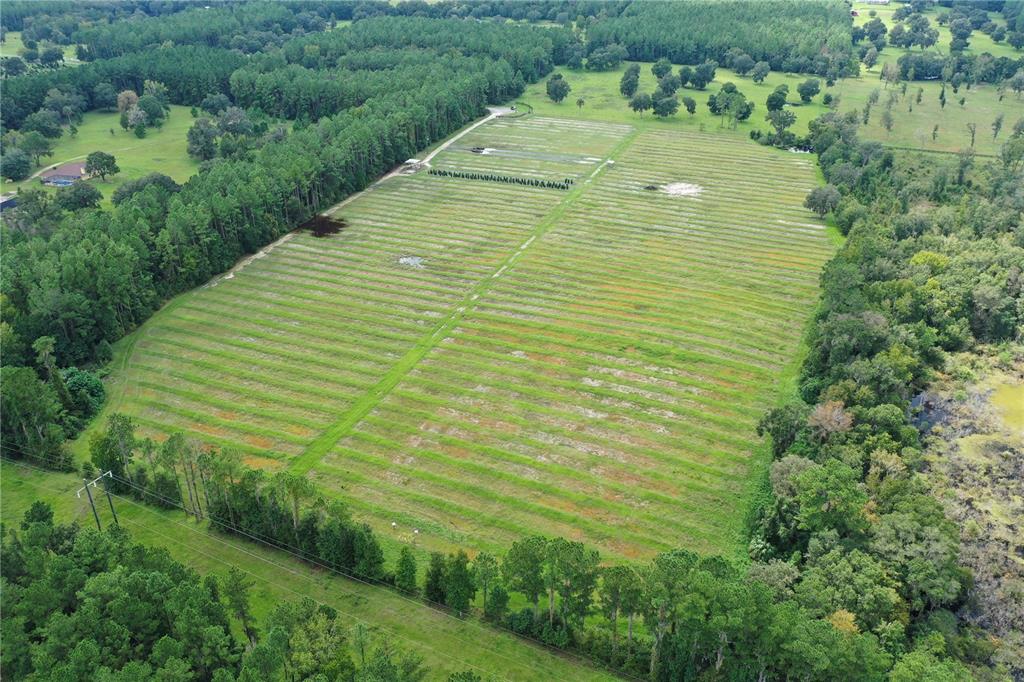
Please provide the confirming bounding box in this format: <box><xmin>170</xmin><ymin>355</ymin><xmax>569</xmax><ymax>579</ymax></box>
<box><xmin>852</xmin><ymin>0</ymin><xmax>1020</xmax><ymax>62</ymax></box>
<box><xmin>831</xmin><ymin>74</ymin><xmax>1022</xmax><ymax>156</ymax></box>
<box><xmin>83</xmin><ymin>109</ymin><xmax>833</xmax><ymax>562</ymax></box>
<box><xmin>1</xmin><ymin>105</ymin><xmax>198</xmax><ymax>204</ymax></box>
<box><xmin>521</xmin><ymin>64</ymin><xmax>831</xmax><ymax>136</ymax></box>
<box><xmin>520</xmin><ymin>61</ymin><xmax>1022</xmax><ymax>157</ymax></box>
<box><xmin>0</xmin><ymin>460</ymin><xmax>616</xmax><ymax>682</ymax></box>
<box><xmin>0</xmin><ymin>31</ymin><xmax>28</xmax><ymax>56</ymax></box>
<box><xmin>0</xmin><ymin>30</ymin><xmax>81</xmax><ymax>64</ymax></box>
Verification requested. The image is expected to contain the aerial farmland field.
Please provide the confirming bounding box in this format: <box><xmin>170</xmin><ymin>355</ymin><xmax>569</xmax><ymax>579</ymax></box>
<box><xmin>94</xmin><ymin>113</ymin><xmax>835</xmax><ymax>561</ymax></box>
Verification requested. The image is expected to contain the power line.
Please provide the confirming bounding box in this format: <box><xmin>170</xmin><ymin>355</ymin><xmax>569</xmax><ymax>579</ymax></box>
<box><xmin>3</xmin><ymin>456</ymin><xmax>633</xmax><ymax>681</ymax></box>
<box><xmin>1</xmin><ymin>457</ymin><xmax>503</xmax><ymax>682</ymax></box>
<box><xmin>2</xmin><ymin>449</ymin><xmax>637</xmax><ymax>680</ymax></box>
<box><xmin>104</xmin><ymin>471</ymin><xmax>634</xmax><ymax>681</ymax></box>
<box><xmin>76</xmin><ymin>470</ymin><xmax>118</xmax><ymax>529</ymax></box>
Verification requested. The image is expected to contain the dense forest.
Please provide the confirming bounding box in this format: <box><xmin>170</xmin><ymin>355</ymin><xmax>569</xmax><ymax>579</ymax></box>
<box><xmin>586</xmin><ymin>1</ymin><xmax>859</xmax><ymax>78</ymax></box>
<box><xmin>72</xmin><ymin>3</ymin><xmax>327</xmax><ymax>60</ymax></box>
<box><xmin>2</xmin><ymin>46</ymin><xmax>246</xmax><ymax>129</ymax></box>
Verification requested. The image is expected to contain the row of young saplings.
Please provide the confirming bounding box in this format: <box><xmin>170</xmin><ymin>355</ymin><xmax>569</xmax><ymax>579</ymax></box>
<box><xmin>428</xmin><ymin>167</ymin><xmax>575</xmax><ymax>190</ymax></box>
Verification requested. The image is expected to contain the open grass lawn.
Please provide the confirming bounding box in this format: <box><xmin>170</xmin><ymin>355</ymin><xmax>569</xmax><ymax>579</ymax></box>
<box><xmin>852</xmin><ymin>0</ymin><xmax>1020</xmax><ymax>62</ymax></box>
<box><xmin>0</xmin><ymin>30</ymin><xmax>28</xmax><ymax>56</ymax></box>
<box><xmin>83</xmin><ymin>108</ymin><xmax>835</xmax><ymax>563</ymax></box>
<box><xmin>831</xmin><ymin>72</ymin><xmax>1022</xmax><ymax>156</ymax></box>
<box><xmin>0</xmin><ymin>461</ymin><xmax>616</xmax><ymax>682</ymax></box>
<box><xmin>521</xmin><ymin>61</ymin><xmax>1022</xmax><ymax>158</ymax></box>
<box><xmin>1</xmin><ymin>105</ymin><xmax>199</xmax><ymax>204</ymax></box>
<box><xmin>0</xmin><ymin>30</ymin><xmax>81</xmax><ymax>64</ymax></box>
<box><xmin>520</xmin><ymin>64</ymin><xmax>831</xmax><ymax>137</ymax></box>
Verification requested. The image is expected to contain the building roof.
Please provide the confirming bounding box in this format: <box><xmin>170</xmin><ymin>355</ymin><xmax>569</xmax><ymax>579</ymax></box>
<box><xmin>39</xmin><ymin>162</ymin><xmax>86</xmax><ymax>180</ymax></box>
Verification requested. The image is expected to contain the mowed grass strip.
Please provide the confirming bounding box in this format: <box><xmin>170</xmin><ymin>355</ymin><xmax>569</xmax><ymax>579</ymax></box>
<box><xmin>98</xmin><ymin>135</ymin><xmax>571</xmax><ymax>451</ymax></box>
<box><xmin>0</xmin><ymin>462</ymin><xmax>618</xmax><ymax>682</ymax></box>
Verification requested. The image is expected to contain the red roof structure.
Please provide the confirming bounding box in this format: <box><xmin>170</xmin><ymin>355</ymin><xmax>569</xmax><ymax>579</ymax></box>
<box><xmin>39</xmin><ymin>161</ymin><xmax>86</xmax><ymax>185</ymax></box>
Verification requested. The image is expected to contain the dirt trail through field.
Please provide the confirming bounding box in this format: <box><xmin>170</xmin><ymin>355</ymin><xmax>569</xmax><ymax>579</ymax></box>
<box><xmin>19</xmin><ymin>141</ymin><xmax>156</xmax><ymax>184</ymax></box>
<box><xmin>325</xmin><ymin>105</ymin><xmax>512</xmax><ymax>215</ymax></box>
<box><xmin>208</xmin><ymin>108</ymin><xmax>514</xmax><ymax>286</ymax></box>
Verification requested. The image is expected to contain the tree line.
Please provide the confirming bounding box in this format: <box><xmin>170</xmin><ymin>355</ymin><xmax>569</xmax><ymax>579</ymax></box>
<box><xmin>586</xmin><ymin>0</ymin><xmax>859</xmax><ymax>79</ymax></box>
<box><xmin>750</xmin><ymin>111</ymin><xmax>1024</xmax><ymax>679</ymax></box>
<box><xmin>280</xmin><ymin>14</ymin><xmax>570</xmax><ymax>83</ymax></box>
<box><xmin>75</xmin><ymin>413</ymin><xmax>903</xmax><ymax>681</ymax></box>
<box><xmin>230</xmin><ymin>52</ymin><xmax>520</xmax><ymax>122</ymax></box>
<box><xmin>1</xmin><ymin>499</ymin><xmax>479</xmax><ymax>681</ymax></box>
<box><xmin>71</xmin><ymin>3</ymin><xmax>320</xmax><ymax>60</ymax></box>
<box><xmin>895</xmin><ymin>51</ymin><xmax>1024</xmax><ymax>85</ymax></box>
<box><xmin>2</xmin><ymin>45</ymin><xmax>246</xmax><ymax>129</ymax></box>
<box><xmin>0</xmin><ymin>16</ymin><xmax>559</xmax><ymax>467</ymax></box>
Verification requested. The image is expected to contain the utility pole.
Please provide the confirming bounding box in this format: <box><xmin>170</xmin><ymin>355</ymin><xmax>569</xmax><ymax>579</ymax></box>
<box><xmin>81</xmin><ymin>478</ymin><xmax>101</xmax><ymax>530</ymax></box>
<box><xmin>77</xmin><ymin>471</ymin><xmax>116</xmax><ymax>530</ymax></box>
<box><xmin>102</xmin><ymin>479</ymin><xmax>119</xmax><ymax>527</ymax></box>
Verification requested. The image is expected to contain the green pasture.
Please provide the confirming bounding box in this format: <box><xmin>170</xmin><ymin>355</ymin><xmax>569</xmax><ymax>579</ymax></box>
<box><xmin>1</xmin><ymin>105</ymin><xmax>199</xmax><ymax>204</ymax></box>
<box><xmin>518</xmin><ymin>61</ymin><xmax>1022</xmax><ymax>157</ymax></box>
<box><xmin>81</xmin><ymin>111</ymin><xmax>834</xmax><ymax>563</ymax></box>
<box><xmin>519</xmin><ymin>64</ymin><xmax>831</xmax><ymax>136</ymax></box>
<box><xmin>831</xmin><ymin>74</ymin><xmax>1021</xmax><ymax>156</ymax></box>
<box><xmin>0</xmin><ymin>461</ymin><xmax>616</xmax><ymax>682</ymax></box>
<box><xmin>0</xmin><ymin>30</ymin><xmax>81</xmax><ymax>64</ymax></box>
<box><xmin>852</xmin><ymin>0</ymin><xmax>1020</xmax><ymax>62</ymax></box>
<box><xmin>0</xmin><ymin>30</ymin><xmax>28</xmax><ymax>56</ymax></box>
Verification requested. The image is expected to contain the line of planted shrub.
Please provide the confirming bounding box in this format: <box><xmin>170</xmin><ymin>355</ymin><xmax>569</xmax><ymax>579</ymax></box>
<box><xmin>429</xmin><ymin>167</ymin><xmax>574</xmax><ymax>190</ymax></box>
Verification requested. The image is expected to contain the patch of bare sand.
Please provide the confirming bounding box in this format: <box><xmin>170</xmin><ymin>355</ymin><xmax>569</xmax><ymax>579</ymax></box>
<box><xmin>661</xmin><ymin>182</ymin><xmax>704</xmax><ymax>197</ymax></box>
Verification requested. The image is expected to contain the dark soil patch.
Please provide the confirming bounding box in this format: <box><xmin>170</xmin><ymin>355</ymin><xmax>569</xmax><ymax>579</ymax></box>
<box><xmin>300</xmin><ymin>215</ymin><xmax>347</xmax><ymax>238</ymax></box>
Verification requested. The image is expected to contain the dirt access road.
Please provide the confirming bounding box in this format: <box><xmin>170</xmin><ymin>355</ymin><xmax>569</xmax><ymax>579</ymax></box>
<box><xmin>209</xmin><ymin>105</ymin><xmax>514</xmax><ymax>285</ymax></box>
<box><xmin>328</xmin><ymin>104</ymin><xmax>514</xmax><ymax>208</ymax></box>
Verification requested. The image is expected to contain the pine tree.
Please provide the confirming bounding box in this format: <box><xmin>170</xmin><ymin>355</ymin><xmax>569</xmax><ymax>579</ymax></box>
<box><xmin>424</xmin><ymin>552</ymin><xmax>447</xmax><ymax>605</ymax></box>
<box><xmin>445</xmin><ymin>550</ymin><xmax>476</xmax><ymax>616</ymax></box>
<box><xmin>396</xmin><ymin>546</ymin><xmax>418</xmax><ymax>595</ymax></box>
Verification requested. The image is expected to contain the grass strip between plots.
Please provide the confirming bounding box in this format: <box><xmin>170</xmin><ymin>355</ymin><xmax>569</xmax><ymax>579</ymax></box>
<box><xmin>288</xmin><ymin>129</ymin><xmax>641</xmax><ymax>475</ymax></box>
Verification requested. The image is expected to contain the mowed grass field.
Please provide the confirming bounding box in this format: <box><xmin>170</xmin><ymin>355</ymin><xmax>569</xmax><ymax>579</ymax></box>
<box><xmin>523</xmin><ymin>65</ymin><xmax>832</xmax><ymax>135</ymax></box>
<box><xmin>852</xmin><ymin>0</ymin><xmax>1020</xmax><ymax>61</ymax></box>
<box><xmin>0</xmin><ymin>106</ymin><xmax>198</xmax><ymax>203</ymax></box>
<box><xmin>522</xmin><ymin>61</ymin><xmax>1023</xmax><ymax>157</ymax></box>
<box><xmin>89</xmin><ymin>111</ymin><xmax>834</xmax><ymax>562</ymax></box>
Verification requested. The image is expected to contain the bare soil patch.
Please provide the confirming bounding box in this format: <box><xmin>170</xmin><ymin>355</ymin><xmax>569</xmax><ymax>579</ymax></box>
<box><xmin>661</xmin><ymin>182</ymin><xmax>704</xmax><ymax>197</ymax></box>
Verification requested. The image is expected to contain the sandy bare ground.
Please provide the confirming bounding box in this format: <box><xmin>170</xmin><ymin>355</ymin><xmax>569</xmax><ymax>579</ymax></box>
<box><xmin>662</xmin><ymin>182</ymin><xmax>704</xmax><ymax>197</ymax></box>
<box><xmin>208</xmin><ymin>107</ymin><xmax>512</xmax><ymax>286</ymax></box>
<box><xmin>205</xmin><ymin>231</ymin><xmax>296</xmax><ymax>288</ymax></box>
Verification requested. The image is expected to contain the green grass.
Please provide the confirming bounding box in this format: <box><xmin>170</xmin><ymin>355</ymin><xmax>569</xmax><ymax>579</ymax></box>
<box><xmin>831</xmin><ymin>74</ymin><xmax>1022</xmax><ymax>156</ymax></box>
<box><xmin>990</xmin><ymin>381</ymin><xmax>1024</xmax><ymax>433</ymax></box>
<box><xmin>852</xmin><ymin>0</ymin><xmax>1020</xmax><ymax>62</ymax></box>
<box><xmin>521</xmin><ymin>64</ymin><xmax>830</xmax><ymax>137</ymax></box>
<box><xmin>0</xmin><ymin>460</ymin><xmax>617</xmax><ymax>682</ymax></box>
<box><xmin>80</xmin><ymin>108</ymin><xmax>834</xmax><ymax>563</ymax></box>
<box><xmin>0</xmin><ymin>105</ymin><xmax>199</xmax><ymax>204</ymax></box>
<box><xmin>0</xmin><ymin>31</ymin><xmax>27</xmax><ymax>57</ymax></box>
<box><xmin>520</xmin><ymin>61</ymin><xmax>1022</xmax><ymax>158</ymax></box>
<box><xmin>0</xmin><ymin>30</ymin><xmax>82</xmax><ymax>64</ymax></box>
